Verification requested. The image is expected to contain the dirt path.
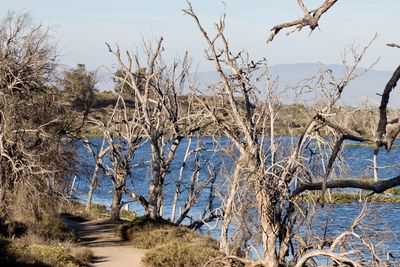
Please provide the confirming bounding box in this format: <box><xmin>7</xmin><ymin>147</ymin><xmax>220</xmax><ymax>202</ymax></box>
<box><xmin>63</xmin><ymin>215</ymin><xmax>146</xmax><ymax>267</ymax></box>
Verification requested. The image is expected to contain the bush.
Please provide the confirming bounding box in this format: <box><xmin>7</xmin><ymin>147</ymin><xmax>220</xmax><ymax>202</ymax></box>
<box><xmin>116</xmin><ymin>216</ymin><xmax>173</xmax><ymax>241</ymax></box>
<box><xmin>117</xmin><ymin>216</ymin><xmax>222</xmax><ymax>267</ymax></box>
<box><xmin>59</xmin><ymin>200</ymin><xmax>108</xmax><ymax>220</ymax></box>
<box><xmin>0</xmin><ymin>237</ymin><xmax>80</xmax><ymax>267</ymax></box>
<box><xmin>300</xmin><ymin>192</ymin><xmax>400</xmax><ymax>204</ymax></box>
<box><xmin>0</xmin><ymin>220</ymin><xmax>27</xmax><ymax>238</ymax></box>
<box><xmin>131</xmin><ymin>226</ymin><xmax>194</xmax><ymax>249</ymax></box>
<box><xmin>385</xmin><ymin>187</ymin><xmax>400</xmax><ymax>195</ymax></box>
<box><xmin>142</xmin><ymin>238</ymin><xmax>220</xmax><ymax>267</ymax></box>
<box><xmin>119</xmin><ymin>209</ymin><xmax>136</xmax><ymax>221</ymax></box>
<box><xmin>31</xmin><ymin>217</ymin><xmax>78</xmax><ymax>242</ymax></box>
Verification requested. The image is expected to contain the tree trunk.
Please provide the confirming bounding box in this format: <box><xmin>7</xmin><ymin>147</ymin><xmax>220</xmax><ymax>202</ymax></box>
<box><xmin>110</xmin><ymin>187</ymin><xmax>122</xmax><ymax>221</ymax></box>
<box><xmin>256</xmin><ymin>189</ymin><xmax>279</xmax><ymax>267</ymax></box>
<box><xmin>157</xmin><ymin>178</ymin><xmax>164</xmax><ymax>218</ymax></box>
<box><xmin>86</xmin><ymin>164</ymin><xmax>99</xmax><ymax>211</ymax></box>
<box><xmin>220</xmin><ymin>162</ymin><xmax>242</xmax><ymax>254</ymax></box>
<box><xmin>373</xmin><ymin>154</ymin><xmax>379</xmax><ymax>182</ymax></box>
<box><xmin>0</xmin><ymin>169</ymin><xmax>6</xmax><ymax>217</ymax></box>
<box><xmin>147</xmin><ymin>136</ymin><xmax>162</xmax><ymax>219</ymax></box>
<box><xmin>171</xmin><ymin>138</ymin><xmax>192</xmax><ymax>223</ymax></box>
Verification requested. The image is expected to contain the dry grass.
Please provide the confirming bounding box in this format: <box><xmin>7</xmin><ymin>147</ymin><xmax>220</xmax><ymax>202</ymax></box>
<box><xmin>142</xmin><ymin>238</ymin><xmax>221</xmax><ymax>267</ymax></box>
<box><xmin>59</xmin><ymin>200</ymin><xmax>109</xmax><ymax>220</ymax></box>
<box><xmin>116</xmin><ymin>216</ymin><xmax>221</xmax><ymax>267</ymax></box>
<box><xmin>0</xmin><ymin>237</ymin><xmax>83</xmax><ymax>267</ymax></box>
<box><xmin>59</xmin><ymin>200</ymin><xmax>136</xmax><ymax>221</ymax></box>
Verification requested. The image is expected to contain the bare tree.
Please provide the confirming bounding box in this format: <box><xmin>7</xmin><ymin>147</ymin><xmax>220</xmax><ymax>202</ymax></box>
<box><xmin>82</xmin><ymin>136</ymin><xmax>109</xmax><ymax>211</ymax></box>
<box><xmin>185</xmin><ymin>2</ymin><xmax>398</xmax><ymax>266</ymax></box>
<box><xmin>0</xmin><ymin>12</ymin><xmax>77</xmax><ymax>222</ymax></box>
<box><xmin>107</xmin><ymin>39</ymin><xmax>205</xmax><ymax>219</ymax></box>
<box><xmin>85</xmin><ymin>92</ymin><xmax>143</xmax><ymax>221</ymax></box>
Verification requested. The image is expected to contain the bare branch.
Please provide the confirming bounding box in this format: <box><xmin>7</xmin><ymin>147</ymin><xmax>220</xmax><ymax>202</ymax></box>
<box><xmin>292</xmin><ymin>174</ymin><xmax>400</xmax><ymax>196</ymax></box>
<box><xmin>387</xmin><ymin>43</ymin><xmax>400</xmax><ymax>49</ymax></box>
<box><xmin>267</xmin><ymin>0</ymin><xmax>338</xmax><ymax>43</ymax></box>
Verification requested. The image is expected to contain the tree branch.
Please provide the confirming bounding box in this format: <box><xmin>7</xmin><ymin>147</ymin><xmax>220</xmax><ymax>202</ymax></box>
<box><xmin>292</xmin><ymin>175</ymin><xmax>400</xmax><ymax>196</ymax></box>
<box><xmin>267</xmin><ymin>0</ymin><xmax>337</xmax><ymax>42</ymax></box>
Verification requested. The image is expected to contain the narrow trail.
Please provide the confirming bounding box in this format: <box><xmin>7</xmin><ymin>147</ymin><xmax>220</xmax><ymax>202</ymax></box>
<box><xmin>63</xmin><ymin>215</ymin><xmax>146</xmax><ymax>267</ymax></box>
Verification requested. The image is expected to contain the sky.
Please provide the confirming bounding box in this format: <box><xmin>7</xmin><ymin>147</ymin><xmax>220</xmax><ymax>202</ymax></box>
<box><xmin>0</xmin><ymin>0</ymin><xmax>399</xmax><ymax>72</ymax></box>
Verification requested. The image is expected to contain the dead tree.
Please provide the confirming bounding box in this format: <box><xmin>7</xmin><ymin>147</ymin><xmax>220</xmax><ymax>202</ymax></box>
<box><xmin>108</xmin><ymin>40</ymin><xmax>205</xmax><ymax>219</ymax></box>
<box><xmin>82</xmin><ymin>136</ymin><xmax>109</xmax><ymax>211</ymax></box>
<box><xmin>268</xmin><ymin>0</ymin><xmax>400</xmax><ymax>193</ymax></box>
<box><xmin>0</xmin><ymin>12</ymin><xmax>78</xmax><ymax>221</ymax></box>
<box><xmin>85</xmin><ymin>93</ymin><xmax>143</xmax><ymax>221</ymax></box>
<box><xmin>292</xmin><ymin>62</ymin><xmax>400</xmax><ymax>196</ymax></box>
<box><xmin>185</xmin><ymin>3</ymin><xmax>289</xmax><ymax>262</ymax></box>
<box><xmin>171</xmin><ymin>137</ymin><xmax>218</xmax><ymax>226</ymax></box>
<box><xmin>185</xmin><ymin>2</ymin><xmax>397</xmax><ymax>266</ymax></box>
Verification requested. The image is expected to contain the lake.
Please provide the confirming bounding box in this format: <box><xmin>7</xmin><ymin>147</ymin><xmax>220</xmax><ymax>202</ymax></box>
<box><xmin>71</xmin><ymin>137</ymin><xmax>400</xmax><ymax>258</ymax></box>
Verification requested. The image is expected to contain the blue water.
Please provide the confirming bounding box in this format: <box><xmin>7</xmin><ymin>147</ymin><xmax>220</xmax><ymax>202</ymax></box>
<box><xmin>71</xmin><ymin>137</ymin><xmax>400</xmax><ymax>257</ymax></box>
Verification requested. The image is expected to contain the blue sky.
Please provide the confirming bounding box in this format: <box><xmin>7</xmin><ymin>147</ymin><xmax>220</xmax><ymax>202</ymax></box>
<box><xmin>0</xmin><ymin>0</ymin><xmax>399</xmax><ymax>72</ymax></box>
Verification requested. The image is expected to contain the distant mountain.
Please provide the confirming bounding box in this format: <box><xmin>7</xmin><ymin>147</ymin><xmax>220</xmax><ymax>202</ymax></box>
<box><xmin>96</xmin><ymin>63</ymin><xmax>397</xmax><ymax>107</ymax></box>
<box><xmin>269</xmin><ymin>63</ymin><xmax>394</xmax><ymax>107</ymax></box>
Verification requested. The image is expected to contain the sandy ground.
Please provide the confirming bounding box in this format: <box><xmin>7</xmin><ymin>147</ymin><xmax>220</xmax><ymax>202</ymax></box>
<box><xmin>63</xmin><ymin>215</ymin><xmax>146</xmax><ymax>267</ymax></box>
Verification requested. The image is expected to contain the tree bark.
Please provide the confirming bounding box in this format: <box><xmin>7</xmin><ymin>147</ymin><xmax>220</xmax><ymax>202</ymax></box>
<box><xmin>171</xmin><ymin>137</ymin><xmax>192</xmax><ymax>223</ymax></box>
<box><xmin>147</xmin><ymin>135</ymin><xmax>162</xmax><ymax>219</ymax></box>
<box><xmin>86</xmin><ymin>164</ymin><xmax>99</xmax><ymax>211</ymax></box>
<box><xmin>110</xmin><ymin>187</ymin><xmax>123</xmax><ymax>221</ymax></box>
<box><xmin>256</xmin><ymin>186</ymin><xmax>279</xmax><ymax>267</ymax></box>
<box><xmin>292</xmin><ymin>174</ymin><xmax>400</xmax><ymax>196</ymax></box>
<box><xmin>220</xmin><ymin>162</ymin><xmax>242</xmax><ymax>255</ymax></box>
<box><xmin>0</xmin><ymin>169</ymin><xmax>6</xmax><ymax>218</ymax></box>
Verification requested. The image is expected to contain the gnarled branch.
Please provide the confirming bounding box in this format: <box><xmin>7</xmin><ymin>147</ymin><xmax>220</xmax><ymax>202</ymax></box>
<box><xmin>292</xmin><ymin>175</ymin><xmax>400</xmax><ymax>196</ymax></box>
<box><xmin>267</xmin><ymin>0</ymin><xmax>337</xmax><ymax>42</ymax></box>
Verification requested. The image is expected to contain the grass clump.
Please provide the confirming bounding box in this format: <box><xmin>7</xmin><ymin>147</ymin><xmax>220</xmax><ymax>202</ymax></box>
<box><xmin>117</xmin><ymin>216</ymin><xmax>221</xmax><ymax>267</ymax></box>
<box><xmin>132</xmin><ymin>226</ymin><xmax>193</xmax><ymax>249</ymax></box>
<box><xmin>142</xmin><ymin>238</ymin><xmax>220</xmax><ymax>267</ymax></box>
<box><xmin>59</xmin><ymin>200</ymin><xmax>109</xmax><ymax>220</ymax></box>
<box><xmin>301</xmin><ymin>192</ymin><xmax>400</xmax><ymax>204</ymax></box>
<box><xmin>60</xmin><ymin>200</ymin><xmax>136</xmax><ymax>221</ymax></box>
<box><xmin>119</xmin><ymin>208</ymin><xmax>136</xmax><ymax>221</ymax></box>
<box><xmin>385</xmin><ymin>187</ymin><xmax>400</xmax><ymax>195</ymax></box>
<box><xmin>116</xmin><ymin>216</ymin><xmax>172</xmax><ymax>242</ymax></box>
<box><xmin>0</xmin><ymin>237</ymin><xmax>82</xmax><ymax>267</ymax></box>
<box><xmin>31</xmin><ymin>216</ymin><xmax>78</xmax><ymax>242</ymax></box>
